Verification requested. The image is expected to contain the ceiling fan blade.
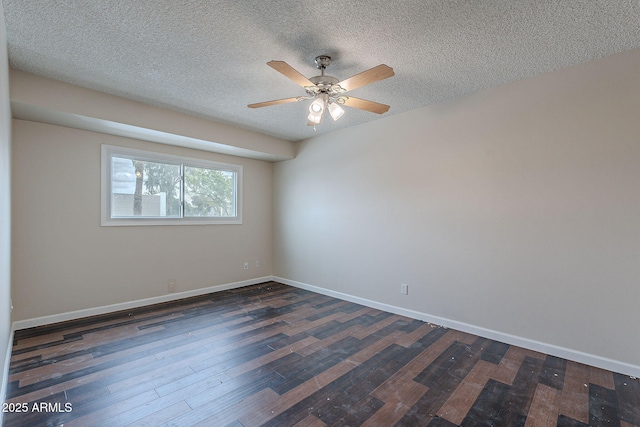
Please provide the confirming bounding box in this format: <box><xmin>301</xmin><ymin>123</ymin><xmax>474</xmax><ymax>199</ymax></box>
<box><xmin>248</xmin><ymin>97</ymin><xmax>300</xmax><ymax>108</ymax></box>
<box><xmin>336</xmin><ymin>64</ymin><xmax>394</xmax><ymax>92</ymax></box>
<box><xmin>267</xmin><ymin>60</ymin><xmax>314</xmax><ymax>87</ymax></box>
<box><xmin>342</xmin><ymin>97</ymin><xmax>390</xmax><ymax>114</ymax></box>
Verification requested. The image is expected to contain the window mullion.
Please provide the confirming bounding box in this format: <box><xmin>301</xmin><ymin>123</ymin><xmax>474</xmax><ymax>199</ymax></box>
<box><xmin>180</xmin><ymin>163</ymin><xmax>185</xmax><ymax>218</ymax></box>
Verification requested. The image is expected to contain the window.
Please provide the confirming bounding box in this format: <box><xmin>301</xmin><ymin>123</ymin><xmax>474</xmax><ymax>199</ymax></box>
<box><xmin>101</xmin><ymin>145</ymin><xmax>242</xmax><ymax>225</ymax></box>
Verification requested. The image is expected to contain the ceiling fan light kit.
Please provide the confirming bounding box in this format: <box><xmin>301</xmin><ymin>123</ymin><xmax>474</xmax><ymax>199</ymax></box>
<box><xmin>307</xmin><ymin>114</ymin><xmax>322</xmax><ymax>126</ymax></box>
<box><xmin>327</xmin><ymin>101</ymin><xmax>345</xmax><ymax>121</ymax></box>
<box><xmin>309</xmin><ymin>97</ymin><xmax>325</xmax><ymax>114</ymax></box>
<box><xmin>248</xmin><ymin>55</ymin><xmax>394</xmax><ymax>129</ymax></box>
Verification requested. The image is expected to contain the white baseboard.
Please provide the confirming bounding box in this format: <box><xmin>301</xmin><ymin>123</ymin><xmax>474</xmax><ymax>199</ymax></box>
<box><xmin>12</xmin><ymin>276</ymin><xmax>274</xmax><ymax>331</ymax></box>
<box><xmin>274</xmin><ymin>276</ymin><xmax>640</xmax><ymax>379</ymax></box>
<box><xmin>10</xmin><ymin>275</ymin><xmax>640</xmax><ymax>379</ymax></box>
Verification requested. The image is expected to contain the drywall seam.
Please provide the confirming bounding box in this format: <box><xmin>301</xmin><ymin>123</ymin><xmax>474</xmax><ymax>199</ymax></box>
<box><xmin>12</xmin><ymin>276</ymin><xmax>273</xmax><ymax>330</ymax></box>
<box><xmin>274</xmin><ymin>276</ymin><xmax>640</xmax><ymax>379</ymax></box>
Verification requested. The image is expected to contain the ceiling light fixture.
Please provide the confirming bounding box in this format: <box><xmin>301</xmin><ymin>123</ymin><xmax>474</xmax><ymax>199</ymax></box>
<box><xmin>309</xmin><ymin>97</ymin><xmax>325</xmax><ymax>115</ymax></box>
<box><xmin>307</xmin><ymin>111</ymin><xmax>322</xmax><ymax>125</ymax></box>
<box><xmin>328</xmin><ymin>102</ymin><xmax>345</xmax><ymax>121</ymax></box>
<box><xmin>249</xmin><ymin>55</ymin><xmax>394</xmax><ymax>129</ymax></box>
<box><xmin>302</xmin><ymin>57</ymin><xmax>346</xmax><ymax>128</ymax></box>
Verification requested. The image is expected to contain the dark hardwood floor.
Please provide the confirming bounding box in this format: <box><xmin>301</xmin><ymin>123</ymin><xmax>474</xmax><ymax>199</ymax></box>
<box><xmin>3</xmin><ymin>282</ymin><xmax>639</xmax><ymax>426</ymax></box>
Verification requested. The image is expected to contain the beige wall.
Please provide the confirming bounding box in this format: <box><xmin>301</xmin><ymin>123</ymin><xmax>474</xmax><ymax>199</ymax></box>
<box><xmin>274</xmin><ymin>48</ymin><xmax>640</xmax><ymax>368</ymax></box>
<box><xmin>11</xmin><ymin>121</ymin><xmax>273</xmax><ymax>320</ymax></box>
<box><xmin>0</xmin><ymin>1</ymin><xmax>12</xmax><ymax>409</ymax></box>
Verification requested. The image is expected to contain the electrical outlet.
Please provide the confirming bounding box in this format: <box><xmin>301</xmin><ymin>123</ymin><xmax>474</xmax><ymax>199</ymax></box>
<box><xmin>168</xmin><ymin>280</ymin><xmax>176</xmax><ymax>293</ymax></box>
<box><xmin>255</xmin><ymin>260</ymin><xmax>260</xmax><ymax>268</ymax></box>
<box><xmin>401</xmin><ymin>284</ymin><xmax>408</xmax><ymax>295</ymax></box>
<box><xmin>243</xmin><ymin>262</ymin><xmax>249</xmax><ymax>270</ymax></box>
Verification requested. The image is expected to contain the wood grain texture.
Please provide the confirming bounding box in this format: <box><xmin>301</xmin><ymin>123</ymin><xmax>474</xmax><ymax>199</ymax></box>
<box><xmin>3</xmin><ymin>282</ymin><xmax>639</xmax><ymax>426</ymax></box>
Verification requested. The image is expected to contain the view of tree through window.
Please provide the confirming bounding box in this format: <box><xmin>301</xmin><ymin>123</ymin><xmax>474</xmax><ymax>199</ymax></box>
<box><xmin>184</xmin><ymin>166</ymin><xmax>235</xmax><ymax>217</ymax></box>
<box><xmin>104</xmin><ymin>146</ymin><xmax>240</xmax><ymax>224</ymax></box>
<box><xmin>131</xmin><ymin>159</ymin><xmax>182</xmax><ymax>217</ymax></box>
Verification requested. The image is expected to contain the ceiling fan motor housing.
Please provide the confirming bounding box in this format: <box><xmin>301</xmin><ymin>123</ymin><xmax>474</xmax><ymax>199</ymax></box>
<box><xmin>309</xmin><ymin>75</ymin><xmax>339</xmax><ymax>89</ymax></box>
<box><xmin>308</xmin><ymin>55</ymin><xmax>342</xmax><ymax>95</ymax></box>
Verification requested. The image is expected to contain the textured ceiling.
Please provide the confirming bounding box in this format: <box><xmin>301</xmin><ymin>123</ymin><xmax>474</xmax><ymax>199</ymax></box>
<box><xmin>4</xmin><ymin>1</ymin><xmax>640</xmax><ymax>141</ymax></box>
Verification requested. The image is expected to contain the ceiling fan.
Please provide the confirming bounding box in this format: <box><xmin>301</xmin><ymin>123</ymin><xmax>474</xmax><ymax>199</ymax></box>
<box><xmin>248</xmin><ymin>55</ymin><xmax>394</xmax><ymax>127</ymax></box>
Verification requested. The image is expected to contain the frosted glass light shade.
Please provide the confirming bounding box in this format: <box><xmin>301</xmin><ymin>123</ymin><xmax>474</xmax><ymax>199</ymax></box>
<box><xmin>309</xmin><ymin>98</ymin><xmax>324</xmax><ymax>114</ymax></box>
<box><xmin>307</xmin><ymin>112</ymin><xmax>322</xmax><ymax>124</ymax></box>
<box><xmin>328</xmin><ymin>102</ymin><xmax>345</xmax><ymax>121</ymax></box>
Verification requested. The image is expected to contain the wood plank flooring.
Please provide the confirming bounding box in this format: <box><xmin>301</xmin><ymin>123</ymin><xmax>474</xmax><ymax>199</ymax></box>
<box><xmin>3</xmin><ymin>282</ymin><xmax>639</xmax><ymax>426</ymax></box>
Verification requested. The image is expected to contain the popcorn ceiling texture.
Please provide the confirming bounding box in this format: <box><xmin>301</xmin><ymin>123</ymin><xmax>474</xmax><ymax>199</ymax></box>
<box><xmin>3</xmin><ymin>0</ymin><xmax>640</xmax><ymax>141</ymax></box>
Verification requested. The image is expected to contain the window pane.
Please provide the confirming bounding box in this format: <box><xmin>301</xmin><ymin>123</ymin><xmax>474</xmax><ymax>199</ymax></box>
<box><xmin>184</xmin><ymin>166</ymin><xmax>236</xmax><ymax>217</ymax></box>
<box><xmin>111</xmin><ymin>157</ymin><xmax>181</xmax><ymax>217</ymax></box>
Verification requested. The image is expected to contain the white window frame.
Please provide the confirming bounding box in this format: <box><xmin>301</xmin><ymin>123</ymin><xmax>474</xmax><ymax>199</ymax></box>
<box><xmin>101</xmin><ymin>145</ymin><xmax>242</xmax><ymax>226</ymax></box>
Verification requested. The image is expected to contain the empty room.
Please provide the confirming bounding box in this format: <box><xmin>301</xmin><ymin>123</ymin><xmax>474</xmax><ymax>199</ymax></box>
<box><xmin>1</xmin><ymin>1</ymin><xmax>639</xmax><ymax>426</ymax></box>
